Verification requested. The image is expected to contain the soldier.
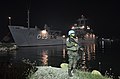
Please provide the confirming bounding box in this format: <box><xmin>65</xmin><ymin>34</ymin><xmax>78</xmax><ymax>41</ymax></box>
<box><xmin>66</xmin><ymin>30</ymin><xmax>83</xmax><ymax>77</ymax></box>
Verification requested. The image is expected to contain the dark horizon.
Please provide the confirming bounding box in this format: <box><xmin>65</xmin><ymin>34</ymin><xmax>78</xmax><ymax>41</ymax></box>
<box><xmin>0</xmin><ymin>0</ymin><xmax>120</xmax><ymax>41</ymax></box>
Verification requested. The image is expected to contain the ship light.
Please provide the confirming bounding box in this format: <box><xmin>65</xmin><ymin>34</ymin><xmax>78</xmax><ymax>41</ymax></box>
<box><xmin>87</xmin><ymin>26</ymin><xmax>90</xmax><ymax>30</ymax></box>
<box><xmin>8</xmin><ymin>17</ymin><xmax>11</xmax><ymax>19</ymax></box>
<box><xmin>41</xmin><ymin>30</ymin><xmax>47</xmax><ymax>34</ymax></box>
<box><xmin>41</xmin><ymin>30</ymin><xmax>48</xmax><ymax>39</ymax></box>
<box><xmin>8</xmin><ymin>16</ymin><xmax>11</xmax><ymax>25</ymax></box>
<box><xmin>62</xmin><ymin>35</ymin><xmax>65</xmax><ymax>38</ymax></box>
<box><xmin>71</xmin><ymin>26</ymin><xmax>75</xmax><ymax>29</ymax></box>
<box><xmin>80</xmin><ymin>26</ymin><xmax>85</xmax><ymax>29</ymax></box>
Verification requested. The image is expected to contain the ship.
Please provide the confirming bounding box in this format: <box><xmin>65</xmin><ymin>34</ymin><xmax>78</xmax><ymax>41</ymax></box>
<box><xmin>8</xmin><ymin>10</ymin><xmax>66</xmax><ymax>47</ymax></box>
<box><xmin>8</xmin><ymin>24</ymin><xmax>66</xmax><ymax>47</ymax></box>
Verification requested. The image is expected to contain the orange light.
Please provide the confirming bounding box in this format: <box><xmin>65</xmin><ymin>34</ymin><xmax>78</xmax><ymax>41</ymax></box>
<box><xmin>41</xmin><ymin>30</ymin><xmax>47</xmax><ymax>34</ymax></box>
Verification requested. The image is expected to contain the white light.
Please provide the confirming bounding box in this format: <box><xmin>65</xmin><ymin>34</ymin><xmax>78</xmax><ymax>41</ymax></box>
<box><xmin>87</xmin><ymin>26</ymin><xmax>90</xmax><ymax>30</ymax></box>
<box><xmin>71</xmin><ymin>26</ymin><xmax>75</xmax><ymax>29</ymax></box>
<box><xmin>80</xmin><ymin>26</ymin><xmax>85</xmax><ymax>29</ymax></box>
<box><xmin>40</xmin><ymin>30</ymin><xmax>48</xmax><ymax>39</ymax></box>
<box><xmin>62</xmin><ymin>35</ymin><xmax>65</xmax><ymax>38</ymax></box>
<box><xmin>8</xmin><ymin>17</ymin><xmax>11</xmax><ymax>19</ymax></box>
<box><xmin>74</xmin><ymin>24</ymin><xmax>77</xmax><ymax>26</ymax></box>
<box><xmin>41</xmin><ymin>30</ymin><xmax>47</xmax><ymax>34</ymax></box>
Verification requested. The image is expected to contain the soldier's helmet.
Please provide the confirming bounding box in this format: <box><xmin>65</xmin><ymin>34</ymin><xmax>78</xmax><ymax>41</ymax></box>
<box><xmin>68</xmin><ymin>30</ymin><xmax>75</xmax><ymax>36</ymax></box>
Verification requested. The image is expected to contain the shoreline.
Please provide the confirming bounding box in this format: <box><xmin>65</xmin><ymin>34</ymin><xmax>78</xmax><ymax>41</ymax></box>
<box><xmin>29</xmin><ymin>66</ymin><xmax>111</xmax><ymax>79</ymax></box>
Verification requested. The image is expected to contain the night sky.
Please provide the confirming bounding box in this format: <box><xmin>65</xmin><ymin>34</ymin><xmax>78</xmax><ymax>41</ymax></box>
<box><xmin>0</xmin><ymin>0</ymin><xmax>120</xmax><ymax>40</ymax></box>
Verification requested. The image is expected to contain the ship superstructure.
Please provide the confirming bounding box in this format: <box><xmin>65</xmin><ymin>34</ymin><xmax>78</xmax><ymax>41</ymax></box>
<box><xmin>71</xmin><ymin>15</ymin><xmax>96</xmax><ymax>45</ymax></box>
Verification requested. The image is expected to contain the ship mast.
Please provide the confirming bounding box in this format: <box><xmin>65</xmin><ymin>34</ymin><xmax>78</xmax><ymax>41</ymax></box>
<box><xmin>27</xmin><ymin>10</ymin><xmax>30</xmax><ymax>28</ymax></box>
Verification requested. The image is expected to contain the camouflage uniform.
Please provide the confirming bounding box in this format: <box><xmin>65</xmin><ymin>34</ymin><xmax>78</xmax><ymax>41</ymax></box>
<box><xmin>66</xmin><ymin>37</ymin><xmax>80</xmax><ymax>77</ymax></box>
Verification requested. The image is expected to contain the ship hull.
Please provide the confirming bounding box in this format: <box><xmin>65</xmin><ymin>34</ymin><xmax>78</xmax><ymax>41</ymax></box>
<box><xmin>8</xmin><ymin>26</ymin><xmax>66</xmax><ymax>47</ymax></box>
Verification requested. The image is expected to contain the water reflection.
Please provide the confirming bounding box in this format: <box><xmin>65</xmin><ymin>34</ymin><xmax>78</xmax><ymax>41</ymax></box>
<box><xmin>15</xmin><ymin>45</ymin><xmax>66</xmax><ymax>67</ymax></box>
<box><xmin>40</xmin><ymin>50</ymin><xmax>48</xmax><ymax>66</ymax></box>
<box><xmin>76</xmin><ymin>43</ymin><xmax>96</xmax><ymax>71</ymax></box>
<box><xmin>0</xmin><ymin>43</ymin><xmax>96</xmax><ymax>70</ymax></box>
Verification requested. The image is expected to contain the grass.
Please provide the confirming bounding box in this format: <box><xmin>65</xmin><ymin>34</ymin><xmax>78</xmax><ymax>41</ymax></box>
<box><xmin>29</xmin><ymin>66</ymin><xmax>112</xmax><ymax>79</ymax></box>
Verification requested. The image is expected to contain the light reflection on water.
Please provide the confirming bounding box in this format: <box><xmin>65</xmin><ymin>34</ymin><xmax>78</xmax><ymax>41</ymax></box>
<box><xmin>13</xmin><ymin>43</ymin><xmax>96</xmax><ymax>70</ymax></box>
<box><xmin>14</xmin><ymin>45</ymin><xmax>67</xmax><ymax>67</ymax></box>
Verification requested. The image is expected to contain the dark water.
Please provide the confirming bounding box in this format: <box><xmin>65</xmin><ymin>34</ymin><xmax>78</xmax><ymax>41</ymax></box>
<box><xmin>0</xmin><ymin>39</ymin><xmax>120</xmax><ymax>79</ymax></box>
<box><xmin>96</xmin><ymin>39</ymin><xmax>120</xmax><ymax>79</ymax></box>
